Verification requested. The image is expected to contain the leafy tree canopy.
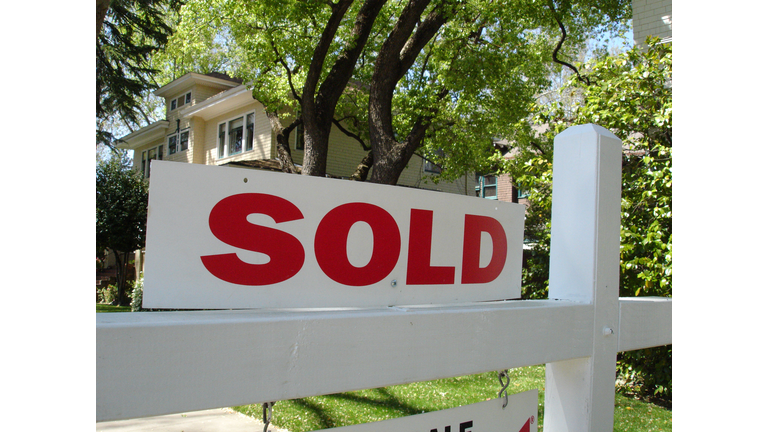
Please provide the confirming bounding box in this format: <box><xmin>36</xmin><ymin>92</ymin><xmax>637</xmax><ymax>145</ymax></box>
<box><xmin>97</xmin><ymin>0</ymin><xmax>183</xmax><ymax>148</ymax></box>
<box><xmin>161</xmin><ymin>0</ymin><xmax>630</xmax><ymax>183</ymax></box>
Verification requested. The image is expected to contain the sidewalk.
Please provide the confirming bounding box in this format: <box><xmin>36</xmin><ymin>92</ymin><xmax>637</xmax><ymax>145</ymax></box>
<box><xmin>96</xmin><ymin>408</ymin><xmax>291</xmax><ymax>432</ymax></box>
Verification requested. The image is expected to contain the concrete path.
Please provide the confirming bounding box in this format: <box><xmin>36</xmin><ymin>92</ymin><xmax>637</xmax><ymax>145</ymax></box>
<box><xmin>96</xmin><ymin>408</ymin><xmax>291</xmax><ymax>432</ymax></box>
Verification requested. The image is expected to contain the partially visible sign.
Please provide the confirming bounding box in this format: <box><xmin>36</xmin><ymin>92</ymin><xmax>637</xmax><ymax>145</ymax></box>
<box><xmin>143</xmin><ymin>161</ymin><xmax>525</xmax><ymax>309</ymax></box>
<box><xmin>314</xmin><ymin>390</ymin><xmax>538</xmax><ymax>432</ymax></box>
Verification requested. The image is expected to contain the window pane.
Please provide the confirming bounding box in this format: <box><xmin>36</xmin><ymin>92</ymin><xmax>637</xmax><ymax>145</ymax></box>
<box><xmin>218</xmin><ymin>124</ymin><xmax>226</xmax><ymax>158</ymax></box>
<box><xmin>245</xmin><ymin>113</ymin><xmax>254</xmax><ymax>151</ymax></box>
<box><xmin>180</xmin><ymin>131</ymin><xmax>189</xmax><ymax>151</ymax></box>
<box><xmin>185</xmin><ymin>93</ymin><xmax>191</xmax><ymax>104</ymax></box>
<box><xmin>177</xmin><ymin>96</ymin><xmax>185</xmax><ymax>107</ymax></box>
<box><xmin>229</xmin><ymin>117</ymin><xmax>243</xmax><ymax>155</ymax></box>
<box><xmin>171</xmin><ymin>99</ymin><xmax>176</xmax><ymax>110</ymax></box>
<box><xmin>168</xmin><ymin>135</ymin><xmax>177</xmax><ymax>155</ymax></box>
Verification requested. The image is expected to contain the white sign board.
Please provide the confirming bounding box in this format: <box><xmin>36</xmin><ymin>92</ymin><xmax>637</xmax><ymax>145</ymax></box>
<box><xmin>314</xmin><ymin>390</ymin><xmax>538</xmax><ymax>432</ymax></box>
<box><xmin>143</xmin><ymin>161</ymin><xmax>524</xmax><ymax>309</ymax></box>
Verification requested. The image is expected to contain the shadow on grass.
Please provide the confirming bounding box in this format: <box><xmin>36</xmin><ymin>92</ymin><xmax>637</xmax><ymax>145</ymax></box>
<box><xmin>291</xmin><ymin>387</ymin><xmax>425</xmax><ymax>430</ymax></box>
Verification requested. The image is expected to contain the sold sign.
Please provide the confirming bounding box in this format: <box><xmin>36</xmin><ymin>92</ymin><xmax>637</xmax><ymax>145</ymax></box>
<box><xmin>143</xmin><ymin>161</ymin><xmax>525</xmax><ymax>309</ymax></box>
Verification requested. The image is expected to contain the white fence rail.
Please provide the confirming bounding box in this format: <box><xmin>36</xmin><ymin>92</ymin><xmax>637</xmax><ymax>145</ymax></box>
<box><xmin>96</xmin><ymin>124</ymin><xmax>672</xmax><ymax>431</ymax></box>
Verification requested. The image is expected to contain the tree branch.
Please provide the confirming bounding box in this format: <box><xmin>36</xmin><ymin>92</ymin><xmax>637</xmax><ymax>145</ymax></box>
<box><xmin>332</xmin><ymin>118</ymin><xmax>370</xmax><ymax>150</ymax></box>
<box><xmin>547</xmin><ymin>1</ymin><xmax>591</xmax><ymax>85</ymax></box>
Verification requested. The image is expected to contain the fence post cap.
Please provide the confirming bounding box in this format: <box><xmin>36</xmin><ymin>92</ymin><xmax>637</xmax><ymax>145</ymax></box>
<box><xmin>555</xmin><ymin>123</ymin><xmax>619</xmax><ymax>141</ymax></box>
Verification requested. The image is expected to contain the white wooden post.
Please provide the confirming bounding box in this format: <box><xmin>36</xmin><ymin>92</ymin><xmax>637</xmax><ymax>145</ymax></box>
<box><xmin>544</xmin><ymin>124</ymin><xmax>623</xmax><ymax>432</ymax></box>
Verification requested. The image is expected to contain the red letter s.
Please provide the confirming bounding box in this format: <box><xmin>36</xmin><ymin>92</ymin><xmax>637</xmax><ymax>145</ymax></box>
<box><xmin>201</xmin><ymin>193</ymin><xmax>305</xmax><ymax>285</ymax></box>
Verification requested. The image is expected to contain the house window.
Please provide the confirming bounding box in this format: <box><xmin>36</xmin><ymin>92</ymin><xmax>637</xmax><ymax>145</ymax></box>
<box><xmin>475</xmin><ymin>175</ymin><xmax>497</xmax><ymax>199</ymax></box>
<box><xmin>170</xmin><ymin>92</ymin><xmax>192</xmax><ymax>111</ymax></box>
<box><xmin>179</xmin><ymin>130</ymin><xmax>189</xmax><ymax>152</ymax></box>
<box><xmin>229</xmin><ymin>117</ymin><xmax>244</xmax><ymax>155</ymax></box>
<box><xmin>167</xmin><ymin>134</ymin><xmax>178</xmax><ymax>155</ymax></box>
<box><xmin>141</xmin><ymin>144</ymin><xmax>163</xmax><ymax>178</ymax></box>
<box><xmin>217</xmin><ymin>112</ymin><xmax>256</xmax><ymax>158</ymax></box>
<box><xmin>167</xmin><ymin>129</ymin><xmax>189</xmax><ymax>155</ymax></box>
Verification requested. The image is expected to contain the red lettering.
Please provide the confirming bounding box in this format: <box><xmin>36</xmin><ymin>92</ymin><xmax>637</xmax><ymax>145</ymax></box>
<box><xmin>201</xmin><ymin>193</ymin><xmax>305</xmax><ymax>285</ymax></box>
<box><xmin>314</xmin><ymin>203</ymin><xmax>400</xmax><ymax>286</ymax></box>
<box><xmin>406</xmin><ymin>209</ymin><xmax>455</xmax><ymax>284</ymax></box>
<box><xmin>461</xmin><ymin>214</ymin><xmax>508</xmax><ymax>284</ymax></box>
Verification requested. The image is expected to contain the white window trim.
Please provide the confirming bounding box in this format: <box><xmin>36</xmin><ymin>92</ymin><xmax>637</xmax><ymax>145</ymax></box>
<box><xmin>170</xmin><ymin>91</ymin><xmax>192</xmax><ymax>111</ymax></box>
<box><xmin>217</xmin><ymin>111</ymin><xmax>256</xmax><ymax>160</ymax></box>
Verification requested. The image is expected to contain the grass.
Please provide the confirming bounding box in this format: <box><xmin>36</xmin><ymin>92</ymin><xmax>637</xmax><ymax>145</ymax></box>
<box><xmin>96</xmin><ymin>304</ymin><xmax>131</xmax><ymax>313</ymax></box>
<box><xmin>232</xmin><ymin>365</ymin><xmax>670</xmax><ymax>432</ymax></box>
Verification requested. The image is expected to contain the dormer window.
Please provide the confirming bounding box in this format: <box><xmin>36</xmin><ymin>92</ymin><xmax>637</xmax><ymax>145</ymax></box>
<box><xmin>170</xmin><ymin>92</ymin><xmax>192</xmax><ymax>111</ymax></box>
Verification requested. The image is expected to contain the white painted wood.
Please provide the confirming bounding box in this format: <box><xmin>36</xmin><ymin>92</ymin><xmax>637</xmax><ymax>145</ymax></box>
<box><xmin>143</xmin><ymin>160</ymin><xmax>525</xmax><ymax>309</ymax></box>
<box><xmin>544</xmin><ymin>124</ymin><xmax>623</xmax><ymax>432</ymax></box>
<box><xmin>313</xmin><ymin>390</ymin><xmax>538</xmax><ymax>432</ymax></box>
<box><xmin>96</xmin><ymin>300</ymin><xmax>593</xmax><ymax>422</ymax></box>
<box><xmin>618</xmin><ymin>297</ymin><xmax>672</xmax><ymax>352</ymax></box>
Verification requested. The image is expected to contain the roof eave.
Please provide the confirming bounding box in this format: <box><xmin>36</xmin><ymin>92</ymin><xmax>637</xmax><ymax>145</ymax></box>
<box><xmin>116</xmin><ymin>120</ymin><xmax>170</xmax><ymax>150</ymax></box>
<box><xmin>180</xmin><ymin>85</ymin><xmax>255</xmax><ymax>121</ymax></box>
<box><xmin>154</xmin><ymin>73</ymin><xmax>241</xmax><ymax>99</ymax></box>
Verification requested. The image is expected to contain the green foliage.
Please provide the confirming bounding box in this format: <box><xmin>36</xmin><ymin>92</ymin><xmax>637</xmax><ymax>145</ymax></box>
<box><xmin>97</xmin><ymin>284</ymin><xmax>119</xmax><ymax>304</ymax></box>
<box><xmin>130</xmin><ymin>276</ymin><xmax>144</xmax><ymax>312</ymax></box>
<box><xmin>96</xmin><ymin>151</ymin><xmax>149</xmax><ymax>305</ymax></box>
<box><xmin>507</xmin><ymin>38</ymin><xmax>672</xmax><ymax>399</ymax></box>
<box><xmin>97</xmin><ymin>0</ymin><xmax>183</xmax><ymax>147</ymax></box>
<box><xmin>97</xmin><ymin>152</ymin><xmax>148</xmax><ymax>255</ymax></box>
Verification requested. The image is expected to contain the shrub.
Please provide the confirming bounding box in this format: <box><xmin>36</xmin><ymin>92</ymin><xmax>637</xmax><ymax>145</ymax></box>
<box><xmin>97</xmin><ymin>284</ymin><xmax>118</xmax><ymax>304</ymax></box>
<box><xmin>130</xmin><ymin>276</ymin><xmax>144</xmax><ymax>312</ymax></box>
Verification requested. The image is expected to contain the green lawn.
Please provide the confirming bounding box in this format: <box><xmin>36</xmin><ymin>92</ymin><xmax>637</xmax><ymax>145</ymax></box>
<box><xmin>233</xmin><ymin>365</ymin><xmax>671</xmax><ymax>432</ymax></box>
<box><xmin>96</xmin><ymin>304</ymin><xmax>131</xmax><ymax>313</ymax></box>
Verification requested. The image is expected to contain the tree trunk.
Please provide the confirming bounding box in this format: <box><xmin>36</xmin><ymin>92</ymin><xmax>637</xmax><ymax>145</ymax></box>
<box><xmin>301</xmin><ymin>0</ymin><xmax>387</xmax><ymax>177</ymax></box>
<box><xmin>96</xmin><ymin>0</ymin><xmax>112</xmax><ymax>39</ymax></box>
<box><xmin>266</xmin><ymin>111</ymin><xmax>300</xmax><ymax>174</ymax></box>
<box><xmin>350</xmin><ymin>151</ymin><xmax>374</xmax><ymax>181</ymax></box>
<box><xmin>367</xmin><ymin>0</ymin><xmax>452</xmax><ymax>184</ymax></box>
<box><xmin>112</xmin><ymin>250</ymin><xmax>126</xmax><ymax>306</ymax></box>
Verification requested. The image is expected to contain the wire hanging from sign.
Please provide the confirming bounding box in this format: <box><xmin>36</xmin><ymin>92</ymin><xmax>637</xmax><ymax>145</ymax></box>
<box><xmin>497</xmin><ymin>370</ymin><xmax>510</xmax><ymax>409</ymax></box>
<box><xmin>262</xmin><ymin>401</ymin><xmax>275</xmax><ymax>432</ymax></box>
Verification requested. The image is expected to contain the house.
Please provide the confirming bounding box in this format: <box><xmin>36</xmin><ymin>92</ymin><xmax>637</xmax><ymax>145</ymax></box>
<box><xmin>118</xmin><ymin>72</ymin><xmax>479</xmax><ymax>194</ymax></box>
<box><xmin>117</xmin><ymin>72</ymin><xmax>482</xmax><ymax>278</ymax></box>
<box><xmin>632</xmin><ymin>0</ymin><xmax>672</xmax><ymax>47</ymax></box>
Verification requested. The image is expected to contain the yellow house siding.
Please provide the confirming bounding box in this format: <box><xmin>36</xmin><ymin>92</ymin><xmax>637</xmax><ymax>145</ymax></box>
<box><xmin>325</xmin><ymin>126</ymin><xmax>370</xmax><ymax>178</ymax></box>
<box><xmin>194</xmin><ymin>84</ymin><xmax>231</xmax><ymax>106</ymax></box>
<box><xmin>191</xmin><ymin>117</ymin><xmax>206</xmax><ymax>165</ymax></box>
<box><xmin>396</xmin><ymin>156</ymin><xmax>477</xmax><ymax>196</ymax></box>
